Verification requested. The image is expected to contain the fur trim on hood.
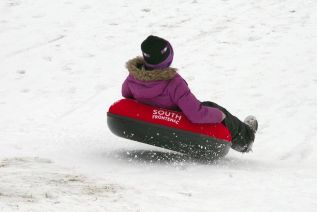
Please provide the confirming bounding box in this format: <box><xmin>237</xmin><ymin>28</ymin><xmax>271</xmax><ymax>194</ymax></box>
<box><xmin>126</xmin><ymin>57</ymin><xmax>177</xmax><ymax>81</ymax></box>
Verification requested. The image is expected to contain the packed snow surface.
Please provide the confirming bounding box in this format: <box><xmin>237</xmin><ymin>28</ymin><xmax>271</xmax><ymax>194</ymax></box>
<box><xmin>1</xmin><ymin>0</ymin><xmax>317</xmax><ymax>211</ymax></box>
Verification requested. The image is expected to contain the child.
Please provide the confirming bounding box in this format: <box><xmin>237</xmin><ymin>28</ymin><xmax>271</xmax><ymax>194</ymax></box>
<box><xmin>122</xmin><ymin>35</ymin><xmax>258</xmax><ymax>153</ymax></box>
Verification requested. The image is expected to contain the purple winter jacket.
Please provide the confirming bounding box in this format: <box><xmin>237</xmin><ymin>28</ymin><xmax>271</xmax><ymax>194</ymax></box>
<box><xmin>122</xmin><ymin>57</ymin><xmax>224</xmax><ymax>124</ymax></box>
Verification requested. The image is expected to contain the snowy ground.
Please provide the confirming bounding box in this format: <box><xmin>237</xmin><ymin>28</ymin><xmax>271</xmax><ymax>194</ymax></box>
<box><xmin>1</xmin><ymin>0</ymin><xmax>317</xmax><ymax>211</ymax></box>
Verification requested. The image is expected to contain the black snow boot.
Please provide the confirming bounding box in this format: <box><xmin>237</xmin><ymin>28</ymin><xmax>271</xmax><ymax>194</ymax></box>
<box><xmin>239</xmin><ymin>115</ymin><xmax>258</xmax><ymax>152</ymax></box>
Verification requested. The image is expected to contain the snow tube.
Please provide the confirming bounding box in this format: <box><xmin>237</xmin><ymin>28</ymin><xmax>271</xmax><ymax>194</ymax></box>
<box><xmin>107</xmin><ymin>99</ymin><xmax>232</xmax><ymax>158</ymax></box>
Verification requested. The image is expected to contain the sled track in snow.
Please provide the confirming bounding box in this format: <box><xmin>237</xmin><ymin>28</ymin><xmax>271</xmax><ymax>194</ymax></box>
<box><xmin>0</xmin><ymin>157</ymin><xmax>134</xmax><ymax>211</ymax></box>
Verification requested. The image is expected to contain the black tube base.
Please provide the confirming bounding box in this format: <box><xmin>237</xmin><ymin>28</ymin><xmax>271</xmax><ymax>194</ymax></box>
<box><xmin>107</xmin><ymin>113</ymin><xmax>231</xmax><ymax>159</ymax></box>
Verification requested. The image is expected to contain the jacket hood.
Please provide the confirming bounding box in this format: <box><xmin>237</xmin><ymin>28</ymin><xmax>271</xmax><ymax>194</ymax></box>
<box><xmin>125</xmin><ymin>57</ymin><xmax>178</xmax><ymax>99</ymax></box>
<box><xmin>126</xmin><ymin>76</ymin><xmax>170</xmax><ymax>98</ymax></box>
<box><xmin>126</xmin><ymin>57</ymin><xmax>177</xmax><ymax>81</ymax></box>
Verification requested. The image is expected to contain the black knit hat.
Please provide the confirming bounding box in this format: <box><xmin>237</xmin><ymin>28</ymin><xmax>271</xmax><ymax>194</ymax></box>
<box><xmin>141</xmin><ymin>35</ymin><xmax>174</xmax><ymax>69</ymax></box>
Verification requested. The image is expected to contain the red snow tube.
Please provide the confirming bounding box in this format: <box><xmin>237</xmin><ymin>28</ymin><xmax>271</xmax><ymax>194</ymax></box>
<box><xmin>107</xmin><ymin>99</ymin><xmax>232</xmax><ymax>158</ymax></box>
